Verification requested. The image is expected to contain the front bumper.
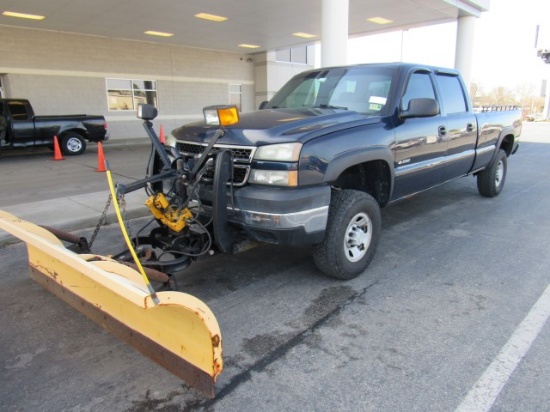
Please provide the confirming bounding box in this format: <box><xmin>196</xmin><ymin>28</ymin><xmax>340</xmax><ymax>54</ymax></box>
<box><xmin>227</xmin><ymin>185</ymin><xmax>331</xmax><ymax>246</ymax></box>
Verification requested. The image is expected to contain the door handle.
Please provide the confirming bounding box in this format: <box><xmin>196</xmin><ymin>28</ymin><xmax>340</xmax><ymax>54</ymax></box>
<box><xmin>438</xmin><ymin>126</ymin><xmax>447</xmax><ymax>137</ymax></box>
<box><xmin>466</xmin><ymin>123</ymin><xmax>475</xmax><ymax>132</ymax></box>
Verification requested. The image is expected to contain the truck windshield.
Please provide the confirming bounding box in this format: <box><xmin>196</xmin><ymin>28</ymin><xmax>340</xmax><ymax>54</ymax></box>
<box><xmin>268</xmin><ymin>67</ymin><xmax>395</xmax><ymax>115</ymax></box>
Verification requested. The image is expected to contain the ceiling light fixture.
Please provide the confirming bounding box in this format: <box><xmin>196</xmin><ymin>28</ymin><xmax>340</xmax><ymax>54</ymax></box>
<box><xmin>145</xmin><ymin>31</ymin><xmax>174</xmax><ymax>37</ymax></box>
<box><xmin>367</xmin><ymin>16</ymin><xmax>393</xmax><ymax>25</ymax></box>
<box><xmin>2</xmin><ymin>11</ymin><xmax>45</xmax><ymax>20</ymax></box>
<box><xmin>195</xmin><ymin>13</ymin><xmax>228</xmax><ymax>22</ymax></box>
<box><xmin>293</xmin><ymin>32</ymin><xmax>317</xmax><ymax>39</ymax></box>
<box><xmin>238</xmin><ymin>44</ymin><xmax>261</xmax><ymax>49</ymax></box>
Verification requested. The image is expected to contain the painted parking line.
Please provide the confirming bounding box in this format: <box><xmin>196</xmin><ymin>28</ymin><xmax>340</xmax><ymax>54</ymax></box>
<box><xmin>455</xmin><ymin>284</ymin><xmax>550</xmax><ymax>412</ymax></box>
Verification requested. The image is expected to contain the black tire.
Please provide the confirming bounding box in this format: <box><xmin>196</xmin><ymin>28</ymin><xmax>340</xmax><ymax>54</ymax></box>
<box><xmin>60</xmin><ymin>132</ymin><xmax>86</xmax><ymax>156</ymax></box>
<box><xmin>477</xmin><ymin>149</ymin><xmax>507</xmax><ymax>197</ymax></box>
<box><xmin>312</xmin><ymin>189</ymin><xmax>381</xmax><ymax>280</ymax></box>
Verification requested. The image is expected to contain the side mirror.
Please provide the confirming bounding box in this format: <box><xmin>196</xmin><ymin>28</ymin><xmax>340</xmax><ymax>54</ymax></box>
<box><xmin>259</xmin><ymin>101</ymin><xmax>269</xmax><ymax>110</ymax></box>
<box><xmin>137</xmin><ymin>104</ymin><xmax>158</xmax><ymax>121</ymax></box>
<box><xmin>400</xmin><ymin>98</ymin><xmax>439</xmax><ymax>119</ymax></box>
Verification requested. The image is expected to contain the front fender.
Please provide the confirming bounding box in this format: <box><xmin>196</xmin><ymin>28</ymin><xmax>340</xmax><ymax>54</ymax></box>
<box><xmin>323</xmin><ymin>145</ymin><xmax>394</xmax><ymax>184</ymax></box>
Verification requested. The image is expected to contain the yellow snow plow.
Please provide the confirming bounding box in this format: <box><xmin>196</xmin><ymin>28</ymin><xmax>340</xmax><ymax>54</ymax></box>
<box><xmin>0</xmin><ymin>209</ymin><xmax>223</xmax><ymax>397</ymax></box>
<box><xmin>0</xmin><ymin>104</ymin><xmax>248</xmax><ymax>396</ymax></box>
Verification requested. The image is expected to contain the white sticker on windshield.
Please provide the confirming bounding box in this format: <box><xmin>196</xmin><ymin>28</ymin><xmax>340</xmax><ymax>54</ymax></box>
<box><xmin>369</xmin><ymin>96</ymin><xmax>387</xmax><ymax>105</ymax></box>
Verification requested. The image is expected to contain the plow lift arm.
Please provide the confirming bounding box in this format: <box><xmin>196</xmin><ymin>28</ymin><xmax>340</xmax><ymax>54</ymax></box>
<box><xmin>0</xmin><ymin>103</ymin><xmax>243</xmax><ymax>397</ymax></box>
<box><xmin>116</xmin><ymin>103</ymin><xmax>224</xmax><ymax>196</ymax></box>
<box><xmin>111</xmin><ymin>104</ymin><xmax>237</xmax><ymax>272</ymax></box>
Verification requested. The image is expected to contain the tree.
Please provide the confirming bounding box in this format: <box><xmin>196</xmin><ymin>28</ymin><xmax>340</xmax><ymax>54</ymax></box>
<box><xmin>471</xmin><ymin>83</ymin><xmax>544</xmax><ymax>113</ymax></box>
<box><xmin>487</xmin><ymin>87</ymin><xmax>517</xmax><ymax>106</ymax></box>
<box><xmin>514</xmin><ymin>83</ymin><xmax>536</xmax><ymax>108</ymax></box>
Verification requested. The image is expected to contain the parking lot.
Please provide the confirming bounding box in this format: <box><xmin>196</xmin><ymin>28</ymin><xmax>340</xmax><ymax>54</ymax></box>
<box><xmin>1</xmin><ymin>123</ymin><xmax>549</xmax><ymax>411</ymax></box>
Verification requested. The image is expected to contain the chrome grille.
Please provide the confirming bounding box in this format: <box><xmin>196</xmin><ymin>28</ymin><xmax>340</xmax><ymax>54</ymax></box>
<box><xmin>175</xmin><ymin>142</ymin><xmax>254</xmax><ymax>162</ymax></box>
<box><xmin>175</xmin><ymin>141</ymin><xmax>254</xmax><ymax>186</ymax></box>
<box><xmin>201</xmin><ymin>164</ymin><xmax>249</xmax><ymax>186</ymax></box>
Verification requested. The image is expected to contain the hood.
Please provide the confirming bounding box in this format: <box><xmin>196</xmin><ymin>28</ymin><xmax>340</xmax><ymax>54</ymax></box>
<box><xmin>171</xmin><ymin>108</ymin><xmax>380</xmax><ymax>146</ymax></box>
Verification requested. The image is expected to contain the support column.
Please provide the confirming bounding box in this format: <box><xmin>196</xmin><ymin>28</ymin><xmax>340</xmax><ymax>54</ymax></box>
<box><xmin>321</xmin><ymin>0</ymin><xmax>349</xmax><ymax>67</ymax></box>
<box><xmin>454</xmin><ymin>15</ymin><xmax>477</xmax><ymax>89</ymax></box>
<box><xmin>543</xmin><ymin>77</ymin><xmax>550</xmax><ymax>120</ymax></box>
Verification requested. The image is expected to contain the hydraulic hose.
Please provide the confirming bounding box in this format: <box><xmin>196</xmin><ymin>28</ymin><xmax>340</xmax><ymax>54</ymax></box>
<box><xmin>105</xmin><ymin>161</ymin><xmax>159</xmax><ymax>305</ymax></box>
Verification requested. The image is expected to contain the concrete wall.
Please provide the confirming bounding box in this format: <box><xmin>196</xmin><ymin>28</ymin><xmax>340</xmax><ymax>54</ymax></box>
<box><xmin>0</xmin><ymin>26</ymin><xmax>255</xmax><ymax>140</ymax></box>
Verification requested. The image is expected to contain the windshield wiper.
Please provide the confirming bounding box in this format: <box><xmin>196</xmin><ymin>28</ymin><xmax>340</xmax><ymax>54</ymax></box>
<box><xmin>314</xmin><ymin>104</ymin><xmax>348</xmax><ymax>110</ymax></box>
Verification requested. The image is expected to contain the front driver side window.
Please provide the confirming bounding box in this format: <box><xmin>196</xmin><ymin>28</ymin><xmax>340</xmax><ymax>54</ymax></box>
<box><xmin>402</xmin><ymin>72</ymin><xmax>436</xmax><ymax>111</ymax></box>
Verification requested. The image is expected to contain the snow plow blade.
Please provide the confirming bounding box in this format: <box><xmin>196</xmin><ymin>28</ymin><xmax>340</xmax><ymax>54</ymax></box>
<box><xmin>0</xmin><ymin>210</ymin><xmax>223</xmax><ymax>398</ymax></box>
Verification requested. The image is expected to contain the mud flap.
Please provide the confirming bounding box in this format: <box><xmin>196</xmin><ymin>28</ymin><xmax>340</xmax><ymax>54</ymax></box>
<box><xmin>0</xmin><ymin>210</ymin><xmax>223</xmax><ymax>397</ymax></box>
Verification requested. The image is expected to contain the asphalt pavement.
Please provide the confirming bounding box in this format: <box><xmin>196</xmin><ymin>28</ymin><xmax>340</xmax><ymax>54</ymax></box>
<box><xmin>1</xmin><ymin>122</ymin><xmax>550</xmax><ymax>411</ymax></box>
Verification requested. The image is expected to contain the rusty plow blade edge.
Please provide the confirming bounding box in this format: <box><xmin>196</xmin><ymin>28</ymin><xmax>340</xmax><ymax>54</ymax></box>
<box><xmin>0</xmin><ymin>210</ymin><xmax>223</xmax><ymax>397</ymax></box>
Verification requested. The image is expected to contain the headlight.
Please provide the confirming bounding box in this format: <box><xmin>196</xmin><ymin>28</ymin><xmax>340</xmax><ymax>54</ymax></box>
<box><xmin>254</xmin><ymin>143</ymin><xmax>302</xmax><ymax>161</ymax></box>
<box><xmin>249</xmin><ymin>170</ymin><xmax>298</xmax><ymax>186</ymax></box>
<box><xmin>166</xmin><ymin>133</ymin><xmax>177</xmax><ymax>147</ymax></box>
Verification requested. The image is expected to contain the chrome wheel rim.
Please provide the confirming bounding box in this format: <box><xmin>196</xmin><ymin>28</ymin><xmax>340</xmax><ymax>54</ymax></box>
<box><xmin>495</xmin><ymin>160</ymin><xmax>504</xmax><ymax>187</ymax></box>
<box><xmin>344</xmin><ymin>212</ymin><xmax>372</xmax><ymax>263</ymax></box>
<box><xmin>66</xmin><ymin>137</ymin><xmax>83</xmax><ymax>153</ymax></box>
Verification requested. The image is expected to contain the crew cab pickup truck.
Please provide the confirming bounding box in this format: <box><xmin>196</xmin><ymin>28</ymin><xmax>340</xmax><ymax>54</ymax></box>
<box><xmin>165</xmin><ymin>63</ymin><xmax>521</xmax><ymax>280</ymax></box>
<box><xmin>0</xmin><ymin>98</ymin><xmax>109</xmax><ymax>155</ymax></box>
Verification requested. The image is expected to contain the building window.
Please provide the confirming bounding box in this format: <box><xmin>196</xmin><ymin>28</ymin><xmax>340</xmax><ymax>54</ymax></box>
<box><xmin>229</xmin><ymin>84</ymin><xmax>242</xmax><ymax>111</ymax></box>
<box><xmin>106</xmin><ymin>79</ymin><xmax>157</xmax><ymax>111</ymax></box>
<box><xmin>275</xmin><ymin>49</ymin><xmax>292</xmax><ymax>62</ymax></box>
<box><xmin>291</xmin><ymin>47</ymin><xmax>307</xmax><ymax>64</ymax></box>
<box><xmin>275</xmin><ymin>46</ymin><xmax>309</xmax><ymax>64</ymax></box>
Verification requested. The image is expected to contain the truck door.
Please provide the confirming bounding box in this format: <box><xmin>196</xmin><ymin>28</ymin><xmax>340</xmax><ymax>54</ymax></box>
<box><xmin>6</xmin><ymin>100</ymin><xmax>35</xmax><ymax>147</ymax></box>
<box><xmin>433</xmin><ymin>72</ymin><xmax>477</xmax><ymax>179</ymax></box>
<box><xmin>393</xmin><ymin>70</ymin><xmax>447</xmax><ymax>199</ymax></box>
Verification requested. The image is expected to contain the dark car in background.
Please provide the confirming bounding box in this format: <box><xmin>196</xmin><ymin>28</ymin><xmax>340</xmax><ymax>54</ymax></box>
<box><xmin>0</xmin><ymin>98</ymin><xmax>109</xmax><ymax>155</ymax></box>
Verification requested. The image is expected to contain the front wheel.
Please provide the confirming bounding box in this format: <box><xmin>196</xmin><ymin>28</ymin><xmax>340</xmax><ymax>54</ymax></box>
<box><xmin>312</xmin><ymin>190</ymin><xmax>381</xmax><ymax>280</ymax></box>
<box><xmin>61</xmin><ymin>132</ymin><xmax>87</xmax><ymax>156</ymax></box>
<box><xmin>477</xmin><ymin>149</ymin><xmax>507</xmax><ymax>197</ymax></box>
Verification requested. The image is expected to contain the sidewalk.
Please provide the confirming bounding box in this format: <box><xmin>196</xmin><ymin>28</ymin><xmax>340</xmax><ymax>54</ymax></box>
<box><xmin>0</xmin><ymin>189</ymin><xmax>150</xmax><ymax>245</ymax></box>
<box><xmin>0</xmin><ymin>139</ymin><xmax>154</xmax><ymax>245</ymax></box>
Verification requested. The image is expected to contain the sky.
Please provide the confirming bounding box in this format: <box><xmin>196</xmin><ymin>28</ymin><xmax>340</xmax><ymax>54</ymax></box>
<box><xmin>343</xmin><ymin>0</ymin><xmax>550</xmax><ymax>93</ymax></box>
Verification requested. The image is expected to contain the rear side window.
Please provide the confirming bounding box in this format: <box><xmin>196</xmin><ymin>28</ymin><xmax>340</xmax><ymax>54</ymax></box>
<box><xmin>435</xmin><ymin>74</ymin><xmax>467</xmax><ymax>114</ymax></box>
<box><xmin>7</xmin><ymin>101</ymin><xmax>30</xmax><ymax>120</ymax></box>
<box><xmin>401</xmin><ymin>72</ymin><xmax>436</xmax><ymax>111</ymax></box>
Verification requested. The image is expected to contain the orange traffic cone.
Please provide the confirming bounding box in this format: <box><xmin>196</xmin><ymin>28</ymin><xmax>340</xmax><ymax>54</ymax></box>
<box><xmin>159</xmin><ymin>125</ymin><xmax>166</xmax><ymax>144</ymax></box>
<box><xmin>96</xmin><ymin>142</ymin><xmax>106</xmax><ymax>172</ymax></box>
<box><xmin>52</xmin><ymin>136</ymin><xmax>64</xmax><ymax>161</ymax></box>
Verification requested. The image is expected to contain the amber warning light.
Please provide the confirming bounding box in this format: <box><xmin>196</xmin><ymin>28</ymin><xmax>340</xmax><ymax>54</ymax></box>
<box><xmin>203</xmin><ymin>105</ymin><xmax>239</xmax><ymax>127</ymax></box>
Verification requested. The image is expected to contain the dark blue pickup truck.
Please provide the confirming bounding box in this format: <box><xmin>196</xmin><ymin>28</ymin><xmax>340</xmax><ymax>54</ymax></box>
<box><xmin>159</xmin><ymin>62</ymin><xmax>521</xmax><ymax>280</ymax></box>
<box><xmin>0</xmin><ymin>99</ymin><xmax>109</xmax><ymax>155</ymax></box>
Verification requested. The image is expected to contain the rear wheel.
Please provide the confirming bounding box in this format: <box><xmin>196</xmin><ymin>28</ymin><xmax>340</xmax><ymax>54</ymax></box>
<box><xmin>61</xmin><ymin>132</ymin><xmax>86</xmax><ymax>156</ymax></box>
<box><xmin>477</xmin><ymin>149</ymin><xmax>507</xmax><ymax>197</ymax></box>
<box><xmin>313</xmin><ymin>189</ymin><xmax>381</xmax><ymax>280</ymax></box>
